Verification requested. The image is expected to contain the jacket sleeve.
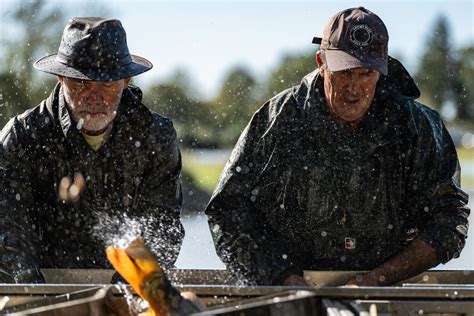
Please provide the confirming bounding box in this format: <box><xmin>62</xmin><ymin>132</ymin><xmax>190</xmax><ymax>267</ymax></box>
<box><xmin>0</xmin><ymin>118</ymin><xmax>45</xmax><ymax>283</ymax></box>
<box><xmin>205</xmin><ymin>94</ymin><xmax>301</xmax><ymax>285</ymax></box>
<box><xmin>407</xmin><ymin>104</ymin><xmax>469</xmax><ymax>263</ymax></box>
<box><xmin>135</xmin><ymin>117</ymin><xmax>184</xmax><ymax>270</ymax></box>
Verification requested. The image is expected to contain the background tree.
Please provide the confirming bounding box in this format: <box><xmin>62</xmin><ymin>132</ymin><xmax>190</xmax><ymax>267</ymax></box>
<box><xmin>0</xmin><ymin>0</ymin><xmax>110</xmax><ymax>127</ymax></box>
<box><xmin>415</xmin><ymin>16</ymin><xmax>458</xmax><ymax>118</ymax></box>
<box><xmin>209</xmin><ymin>66</ymin><xmax>258</xmax><ymax>147</ymax></box>
<box><xmin>263</xmin><ymin>51</ymin><xmax>316</xmax><ymax>101</ymax></box>
<box><xmin>0</xmin><ymin>0</ymin><xmax>64</xmax><ymax>126</ymax></box>
<box><xmin>143</xmin><ymin>70</ymin><xmax>216</xmax><ymax>148</ymax></box>
<box><xmin>415</xmin><ymin>15</ymin><xmax>474</xmax><ymax>126</ymax></box>
<box><xmin>453</xmin><ymin>46</ymin><xmax>474</xmax><ymax>125</ymax></box>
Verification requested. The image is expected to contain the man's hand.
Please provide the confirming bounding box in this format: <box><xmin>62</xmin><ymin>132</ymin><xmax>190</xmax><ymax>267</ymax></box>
<box><xmin>282</xmin><ymin>274</ymin><xmax>307</xmax><ymax>286</ymax></box>
<box><xmin>58</xmin><ymin>172</ymin><xmax>85</xmax><ymax>203</ymax></box>
<box><xmin>346</xmin><ymin>272</ymin><xmax>380</xmax><ymax>287</ymax></box>
<box><xmin>346</xmin><ymin>239</ymin><xmax>439</xmax><ymax>287</ymax></box>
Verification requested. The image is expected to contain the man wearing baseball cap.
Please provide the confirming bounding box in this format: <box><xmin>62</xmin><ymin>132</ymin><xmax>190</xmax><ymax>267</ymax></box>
<box><xmin>0</xmin><ymin>17</ymin><xmax>184</xmax><ymax>283</ymax></box>
<box><xmin>206</xmin><ymin>7</ymin><xmax>469</xmax><ymax>286</ymax></box>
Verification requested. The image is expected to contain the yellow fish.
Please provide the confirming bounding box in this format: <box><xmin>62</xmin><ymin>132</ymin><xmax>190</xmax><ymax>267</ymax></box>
<box><xmin>106</xmin><ymin>237</ymin><xmax>182</xmax><ymax>316</ymax></box>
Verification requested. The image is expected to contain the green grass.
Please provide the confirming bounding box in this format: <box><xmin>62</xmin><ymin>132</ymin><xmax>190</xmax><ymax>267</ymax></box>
<box><xmin>457</xmin><ymin>147</ymin><xmax>474</xmax><ymax>162</ymax></box>
<box><xmin>182</xmin><ymin>152</ymin><xmax>225</xmax><ymax>193</ymax></box>
<box><xmin>458</xmin><ymin>147</ymin><xmax>474</xmax><ymax>188</ymax></box>
<box><xmin>184</xmin><ymin>163</ymin><xmax>224</xmax><ymax>193</ymax></box>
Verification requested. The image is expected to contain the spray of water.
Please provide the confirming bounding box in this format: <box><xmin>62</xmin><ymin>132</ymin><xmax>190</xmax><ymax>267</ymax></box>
<box><xmin>90</xmin><ymin>210</ymin><xmax>183</xmax><ymax>271</ymax></box>
<box><xmin>114</xmin><ymin>283</ymin><xmax>148</xmax><ymax>315</ymax></box>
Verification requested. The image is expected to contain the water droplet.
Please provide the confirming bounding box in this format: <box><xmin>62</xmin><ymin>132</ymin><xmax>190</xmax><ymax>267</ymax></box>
<box><xmin>76</xmin><ymin>118</ymin><xmax>84</xmax><ymax>130</ymax></box>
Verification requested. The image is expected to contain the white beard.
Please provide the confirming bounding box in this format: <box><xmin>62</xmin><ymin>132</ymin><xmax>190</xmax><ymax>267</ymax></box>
<box><xmin>76</xmin><ymin>111</ymin><xmax>116</xmax><ymax>133</ymax></box>
<box><xmin>62</xmin><ymin>84</ymin><xmax>122</xmax><ymax>134</ymax></box>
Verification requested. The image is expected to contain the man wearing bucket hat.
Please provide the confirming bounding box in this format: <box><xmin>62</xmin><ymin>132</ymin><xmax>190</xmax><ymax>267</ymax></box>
<box><xmin>0</xmin><ymin>17</ymin><xmax>184</xmax><ymax>283</ymax></box>
<box><xmin>206</xmin><ymin>7</ymin><xmax>469</xmax><ymax>286</ymax></box>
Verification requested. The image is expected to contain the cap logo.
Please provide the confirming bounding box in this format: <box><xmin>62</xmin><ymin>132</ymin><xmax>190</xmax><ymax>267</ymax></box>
<box><xmin>350</xmin><ymin>24</ymin><xmax>373</xmax><ymax>47</ymax></box>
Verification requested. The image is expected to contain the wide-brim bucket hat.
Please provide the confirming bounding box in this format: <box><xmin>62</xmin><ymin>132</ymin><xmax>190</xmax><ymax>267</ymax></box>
<box><xmin>34</xmin><ymin>17</ymin><xmax>152</xmax><ymax>81</ymax></box>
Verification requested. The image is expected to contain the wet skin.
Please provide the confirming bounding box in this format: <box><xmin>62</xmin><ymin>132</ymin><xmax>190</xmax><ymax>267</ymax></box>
<box><xmin>316</xmin><ymin>51</ymin><xmax>380</xmax><ymax>128</ymax></box>
<box><xmin>57</xmin><ymin>76</ymin><xmax>131</xmax><ymax>135</ymax></box>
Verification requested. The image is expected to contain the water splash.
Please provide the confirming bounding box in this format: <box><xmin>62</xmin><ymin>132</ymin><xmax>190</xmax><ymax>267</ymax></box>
<box><xmin>90</xmin><ymin>210</ymin><xmax>182</xmax><ymax>271</ymax></box>
<box><xmin>114</xmin><ymin>283</ymin><xmax>148</xmax><ymax>315</ymax></box>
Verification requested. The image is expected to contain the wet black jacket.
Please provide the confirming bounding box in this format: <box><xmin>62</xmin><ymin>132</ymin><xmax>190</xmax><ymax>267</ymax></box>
<box><xmin>0</xmin><ymin>84</ymin><xmax>184</xmax><ymax>283</ymax></box>
<box><xmin>205</xmin><ymin>58</ymin><xmax>470</xmax><ymax>285</ymax></box>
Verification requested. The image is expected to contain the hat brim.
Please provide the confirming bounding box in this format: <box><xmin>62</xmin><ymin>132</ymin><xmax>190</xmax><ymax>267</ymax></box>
<box><xmin>324</xmin><ymin>49</ymin><xmax>388</xmax><ymax>76</ymax></box>
<box><xmin>33</xmin><ymin>53</ymin><xmax>153</xmax><ymax>81</ymax></box>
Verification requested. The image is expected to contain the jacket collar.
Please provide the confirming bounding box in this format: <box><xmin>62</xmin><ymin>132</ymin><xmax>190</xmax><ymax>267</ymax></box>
<box><xmin>292</xmin><ymin>69</ymin><xmax>331</xmax><ymax>134</ymax></box>
<box><xmin>58</xmin><ymin>87</ymin><xmax>72</xmax><ymax>137</ymax></box>
<box><xmin>292</xmin><ymin>60</ymin><xmax>415</xmax><ymax>151</ymax></box>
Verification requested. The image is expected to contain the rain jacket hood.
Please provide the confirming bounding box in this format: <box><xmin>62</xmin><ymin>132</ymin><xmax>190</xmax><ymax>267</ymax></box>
<box><xmin>0</xmin><ymin>84</ymin><xmax>184</xmax><ymax>283</ymax></box>
<box><xmin>206</xmin><ymin>57</ymin><xmax>469</xmax><ymax>285</ymax></box>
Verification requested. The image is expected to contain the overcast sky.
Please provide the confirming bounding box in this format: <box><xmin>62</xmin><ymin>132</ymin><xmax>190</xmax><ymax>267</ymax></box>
<box><xmin>2</xmin><ymin>0</ymin><xmax>473</xmax><ymax>98</ymax></box>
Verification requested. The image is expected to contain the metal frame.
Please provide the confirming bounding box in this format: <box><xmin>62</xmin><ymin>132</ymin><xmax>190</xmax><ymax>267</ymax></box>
<box><xmin>1</xmin><ymin>270</ymin><xmax>473</xmax><ymax>315</ymax></box>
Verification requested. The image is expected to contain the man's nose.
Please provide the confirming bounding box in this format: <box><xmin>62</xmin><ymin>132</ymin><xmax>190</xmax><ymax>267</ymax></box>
<box><xmin>346</xmin><ymin>80</ymin><xmax>358</xmax><ymax>95</ymax></box>
<box><xmin>85</xmin><ymin>83</ymin><xmax>103</xmax><ymax>100</ymax></box>
<box><xmin>346</xmin><ymin>74</ymin><xmax>362</xmax><ymax>95</ymax></box>
<box><xmin>88</xmin><ymin>82</ymin><xmax>103</xmax><ymax>92</ymax></box>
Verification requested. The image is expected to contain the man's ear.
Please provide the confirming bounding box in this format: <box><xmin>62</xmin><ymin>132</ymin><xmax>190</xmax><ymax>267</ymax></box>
<box><xmin>57</xmin><ymin>76</ymin><xmax>64</xmax><ymax>84</ymax></box>
<box><xmin>124</xmin><ymin>77</ymin><xmax>132</xmax><ymax>86</ymax></box>
<box><xmin>316</xmin><ymin>51</ymin><xmax>326</xmax><ymax>77</ymax></box>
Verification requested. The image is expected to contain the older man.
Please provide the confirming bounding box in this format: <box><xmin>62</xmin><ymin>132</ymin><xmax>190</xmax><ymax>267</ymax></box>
<box><xmin>0</xmin><ymin>17</ymin><xmax>183</xmax><ymax>283</ymax></box>
<box><xmin>205</xmin><ymin>7</ymin><xmax>469</xmax><ymax>286</ymax></box>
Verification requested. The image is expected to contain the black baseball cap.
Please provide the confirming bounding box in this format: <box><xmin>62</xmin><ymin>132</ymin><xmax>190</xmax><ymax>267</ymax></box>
<box><xmin>312</xmin><ymin>7</ymin><xmax>388</xmax><ymax>75</ymax></box>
